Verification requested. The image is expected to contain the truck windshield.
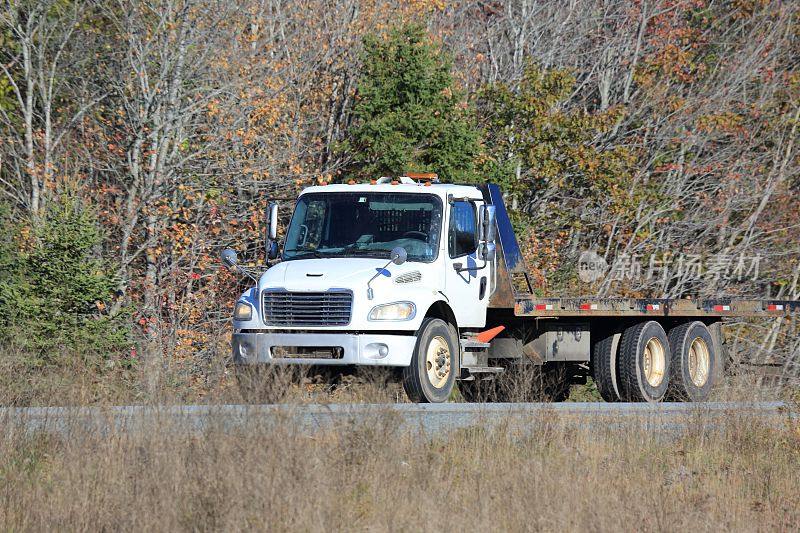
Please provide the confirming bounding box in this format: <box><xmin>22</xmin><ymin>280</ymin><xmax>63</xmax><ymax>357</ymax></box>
<box><xmin>283</xmin><ymin>192</ymin><xmax>443</xmax><ymax>262</ymax></box>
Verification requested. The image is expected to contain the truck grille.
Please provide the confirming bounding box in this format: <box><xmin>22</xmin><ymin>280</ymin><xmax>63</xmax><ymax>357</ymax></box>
<box><xmin>261</xmin><ymin>289</ymin><xmax>353</xmax><ymax>327</ymax></box>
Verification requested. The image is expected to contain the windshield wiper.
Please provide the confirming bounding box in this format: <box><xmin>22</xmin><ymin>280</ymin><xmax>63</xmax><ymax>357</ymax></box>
<box><xmin>284</xmin><ymin>248</ymin><xmax>327</xmax><ymax>259</ymax></box>
<box><xmin>342</xmin><ymin>248</ymin><xmax>391</xmax><ymax>258</ymax></box>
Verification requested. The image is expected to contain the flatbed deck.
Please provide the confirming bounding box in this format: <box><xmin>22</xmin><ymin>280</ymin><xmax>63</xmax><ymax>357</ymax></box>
<box><xmin>514</xmin><ymin>297</ymin><xmax>800</xmax><ymax>318</ymax></box>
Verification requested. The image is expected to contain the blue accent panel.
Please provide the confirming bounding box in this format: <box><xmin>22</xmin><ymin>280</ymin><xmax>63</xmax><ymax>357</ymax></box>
<box><xmin>240</xmin><ymin>287</ymin><xmax>260</xmax><ymax>312</ymax></box>
<box><xmin>487</xmin><ymin>183</ymin><xmax>526</xmax><ymax>273</ymax></box>
<box><xmin>467</xmin><ymin>254</ymin><xmax>477</xmax><ymax>278</ymax></box>
<box><xmin>376</xmin><ymin>268</ymin><xmax>391</xmax><ymax>277</ymax></box>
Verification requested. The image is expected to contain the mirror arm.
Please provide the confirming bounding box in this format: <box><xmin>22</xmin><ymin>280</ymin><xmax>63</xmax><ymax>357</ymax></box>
<box><xmin>454</xmin><ymin>238</ymin><xmax>495</xmax><ymax>272</ymax></box>
<box><xmin>367</xmin><ymin>258</ymin><xmax>394</xmax><ymax>300</ymax></box>
<box><xmin>234</xmin><ymin>264</ymin><xmax>260</xmax><ymax>283</ymax></box>
<box><xmin>366</xmin><ymin>246</ymin><xmax>407</xmax><ymax>300</ymax></box>
<box><xmin>453</xmin><ymin>258</ymin><xmax>489</xmax><ymax>273</ymax></box>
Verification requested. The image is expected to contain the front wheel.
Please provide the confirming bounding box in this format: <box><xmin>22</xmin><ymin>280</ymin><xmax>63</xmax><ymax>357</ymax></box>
<box><xmin>403</xmin><ymin>318</ymin><xmax>458</xmax><ymax>403</ymax></box>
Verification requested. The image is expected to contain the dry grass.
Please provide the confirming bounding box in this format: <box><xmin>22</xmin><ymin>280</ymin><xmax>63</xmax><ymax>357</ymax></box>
<box><xmin>1</xmin><ymin>353</ymin><xmax>796</xmax><ymax>407</ymax></box>
<box><xmin>0</xmin><ymin>345</ymin><xmax>413</xmax><ymax>406</ymax></box>
<box><xmin>1</xmin><ymin>407</ymin><xmax>798</xmax><ymax>531</ymax></box>
<box><xmin>1</xmin><ymin>336</ymin><xmax>796</xmax><ymax>407</ymax></box>
<box><xmin>1</xmin><ymin>346</ymin><xmax>799</xmax><ymax>531</ymax></box>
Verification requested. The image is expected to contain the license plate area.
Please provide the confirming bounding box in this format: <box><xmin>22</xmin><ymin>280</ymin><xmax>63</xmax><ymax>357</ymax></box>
<box><xmin>270</xmin><ymin>346</ymin><xmax>344</xmax><ymax>359</ymax></box>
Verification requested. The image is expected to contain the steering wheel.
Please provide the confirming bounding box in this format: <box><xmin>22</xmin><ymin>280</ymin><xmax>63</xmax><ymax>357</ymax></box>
<box><xmin>401</xmin><ymin>231</ymin><xmax>427</xmax><ymax>241</ymax></box>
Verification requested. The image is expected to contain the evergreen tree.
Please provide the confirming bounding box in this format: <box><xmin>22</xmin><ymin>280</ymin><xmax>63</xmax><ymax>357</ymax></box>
<box><xmin>342</xmin><ymin>24</ymin><xmax>480</xmax><ymax>182</ymax></box>
<box><xmin>0</xmin><ymin>197</ymin><xmax>130</xmax><ymax>365</ymax></box>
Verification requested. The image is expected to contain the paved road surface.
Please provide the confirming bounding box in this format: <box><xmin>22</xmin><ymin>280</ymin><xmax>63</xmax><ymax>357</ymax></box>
<box><xmin>1</xmin><ymin>402</ymin><xmax>794</xmax><ymax>436</ymax></box>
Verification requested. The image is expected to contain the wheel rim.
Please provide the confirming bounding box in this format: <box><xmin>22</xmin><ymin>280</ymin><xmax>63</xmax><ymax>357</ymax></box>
<box><xmin>642</xmin><ymin>337</ymin><xmax>666</xmax><ymax>387</ymax></box>
<box><xmin>688</xmin><ymin>337</ymin><xmax>710</xmax><ymax>387</ymax></box>
<box><xmin>425</xmin><ymin>336</ymin><xmax>451</xmax><ymax>389</ymax></box>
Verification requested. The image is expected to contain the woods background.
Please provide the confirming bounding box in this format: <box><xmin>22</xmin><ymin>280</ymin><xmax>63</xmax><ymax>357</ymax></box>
<box><xmin>0</xmin><ymin>0</ymin><xmax>797</xmax><ymax>403</ymax></box>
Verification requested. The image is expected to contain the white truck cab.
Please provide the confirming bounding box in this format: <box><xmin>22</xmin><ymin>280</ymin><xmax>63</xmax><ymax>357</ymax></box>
<box><xmin>226</xmin><ymin>176</ymin><xmax>498</xmax><ymax>402</ymax></box>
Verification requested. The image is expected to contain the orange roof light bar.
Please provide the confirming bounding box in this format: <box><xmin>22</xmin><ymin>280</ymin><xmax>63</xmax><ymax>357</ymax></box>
<box><xmin>405</xmin><ymin>172</ymin><xmax>439</xmax><ymax>182</ymax></box>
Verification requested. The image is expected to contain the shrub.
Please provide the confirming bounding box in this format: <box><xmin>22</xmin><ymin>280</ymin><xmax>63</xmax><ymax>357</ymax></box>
<box><xmin>0</xmin><ymin>196</ymin><xmax>130</xmax><ymax>366</ymax></box>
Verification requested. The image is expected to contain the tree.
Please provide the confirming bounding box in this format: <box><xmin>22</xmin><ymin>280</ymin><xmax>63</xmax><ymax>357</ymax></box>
<box><xmin>479</xmin><ymin>63</ymin><xmax>648</xmax><ymax>293</ymax></box>
<box><xmin>342</xmin><ymin>23</ymin><xmax>480</xmax><ymax>182</ymax></box>
<box><xmin>0</xmin><ymin>196</ymin><xmax>129</xmax><ymax>364</ymax></box>
<box><xmin>0</xmin><ymin>0</ymin><xmax>99</xmax><ymax>219</ymax></box>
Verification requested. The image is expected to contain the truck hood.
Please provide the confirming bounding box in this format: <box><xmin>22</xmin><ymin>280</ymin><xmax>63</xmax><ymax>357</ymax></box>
<box><xmin>259</xmin><ymin>258</ymin><xmax>428</xmax><ymax>292</ymax></box>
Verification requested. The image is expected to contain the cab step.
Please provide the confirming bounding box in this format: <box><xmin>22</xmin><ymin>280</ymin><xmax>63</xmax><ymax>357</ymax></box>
<box><xmin>461</xmin><ymin>339</ymin><xmax>491</xmax><ymax>350</ymax></box>
<box><xmin>461</xmin><ymin>365</ymin><xmax>504</xmax><ymax>374</ymax></box>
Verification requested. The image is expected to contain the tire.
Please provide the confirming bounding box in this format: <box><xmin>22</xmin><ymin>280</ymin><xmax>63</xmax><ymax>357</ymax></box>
<box><xmin>592</xmin><ymin>331</ymin><xmax>621</xmax><ymax>402</ymax></box>
<box><xmin>619</xmin><ymin>321</ymin><xmax>671</xmax><ymax>402</ymax></box>
<box><xmin>667</xmin><ymin>321</ymin><xmax>716</xmax><ymax>401</ymax></box>
<box><xmin>708</xmin><ymin>321</ymin><xmax>729</xmax><ymax>383</ymax></box>
<box><xmin>403</xmin><ymin>318</ymin><xmax>458</xmax><ymax>403</ymax></box>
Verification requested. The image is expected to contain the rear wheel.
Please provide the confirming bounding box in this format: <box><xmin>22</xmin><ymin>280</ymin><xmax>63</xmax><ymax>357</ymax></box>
<box><xmin>619</xmin><ymin>321</ymin><xmax>671</xmax><ymax>402</ymax></box>
<box><xmin>667</xmin><ymin>321</ymin><xmax>716</xmax><ymax>401</ymax></box>
<box><xmin>592</xmin><ymin>331</ymin><xmax>621</xmax><ymax>402</ymax></box>
<box><xmin>403</xmin><ymin>318</ymin><xmax>458</xmax><ymax>403</ymax></box>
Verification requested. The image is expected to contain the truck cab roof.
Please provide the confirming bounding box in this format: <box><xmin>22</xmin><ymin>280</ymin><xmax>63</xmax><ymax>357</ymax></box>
<box><xmin>300</xmin><ymin>180</ymin><xmax>484</xmax><ymax>201</ymax></box>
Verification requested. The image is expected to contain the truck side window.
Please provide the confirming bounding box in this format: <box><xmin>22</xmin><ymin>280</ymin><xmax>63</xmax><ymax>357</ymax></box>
<box><xmin>448</xmin><ymin>201</ymin><xmax>477</xmax><ymax>258</ymax></box>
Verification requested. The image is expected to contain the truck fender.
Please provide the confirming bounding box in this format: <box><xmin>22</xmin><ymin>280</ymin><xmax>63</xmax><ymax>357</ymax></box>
<box><xmin>422</xmin><ymin>300</ymin><xmax>458</xmax><ymax>331</ymax></box>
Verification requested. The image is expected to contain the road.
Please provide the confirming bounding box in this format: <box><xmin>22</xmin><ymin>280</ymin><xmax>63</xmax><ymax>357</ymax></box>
<box><xmin>1</xmin><ymin>402</ymin><xmax>794</xmax><ymax>436</ymax></box>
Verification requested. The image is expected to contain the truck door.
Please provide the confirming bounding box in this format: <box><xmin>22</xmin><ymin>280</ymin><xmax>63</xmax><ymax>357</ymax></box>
<box><xmin>445</xmin><ymin>199</ymin><xmax>487</xmax><ymax>328</ymax></box>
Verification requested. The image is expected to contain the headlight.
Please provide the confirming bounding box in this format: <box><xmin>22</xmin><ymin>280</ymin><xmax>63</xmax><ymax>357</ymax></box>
<box><xmin>233</xmin><ymin>301</ymin><xmax>253</xmax><ymax>321</ymax></box>
<box><xmin>368</xmin><ymin>301</ymin><xmax>416</xmax><ymax>321</ymax></box>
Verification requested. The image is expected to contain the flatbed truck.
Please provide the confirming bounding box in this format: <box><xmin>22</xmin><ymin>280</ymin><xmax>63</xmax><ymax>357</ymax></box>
<box><xmin>221</xmin><ymin>175</ymin><xmax>798</xmax><ymax>403</ymax></box>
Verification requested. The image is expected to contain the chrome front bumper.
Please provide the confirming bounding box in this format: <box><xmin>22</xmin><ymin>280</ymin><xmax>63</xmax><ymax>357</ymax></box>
<box><xmin>232</xmin><ymin>332</ymin><xmax>416</xmax><ymax>367</ymax></box>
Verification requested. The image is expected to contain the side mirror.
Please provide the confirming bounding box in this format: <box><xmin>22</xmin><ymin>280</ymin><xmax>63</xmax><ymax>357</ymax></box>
<box><xmin>221</xmin><ymin>248</ymin><xmax>239</xmax><ymax>270</ymax></box>
<box><xmin>480</xmin><ymin>242</ymin><xmax>496</xmax><ymax>262</ymax></box>
<box><xmin>266</xmin><ymin>203</ymin><xmax>278</xmax><ymax>241</ymax></box>
<box><xmin>220</xmin><ymin>248</ymin><xmax>258</xmax><ymax>282</ymax></box>
<box><xmin>266</xmin><ymin>203</ymin><xmax>279</xmax><ymax>260</ymax></box>
<box><xmin>267</xmin><ymin>240</ymin><xmax>279</xmax><ymax>260</ymax></box>
<box><xmin>480</xmin><ymin>205</ymin><xmax>497</xmax><ymax>243</ymax></box>
<box><xmin>390</xmin><ymin>246</ymin><xmax>407</xmax><ymax>265</ymax></box>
